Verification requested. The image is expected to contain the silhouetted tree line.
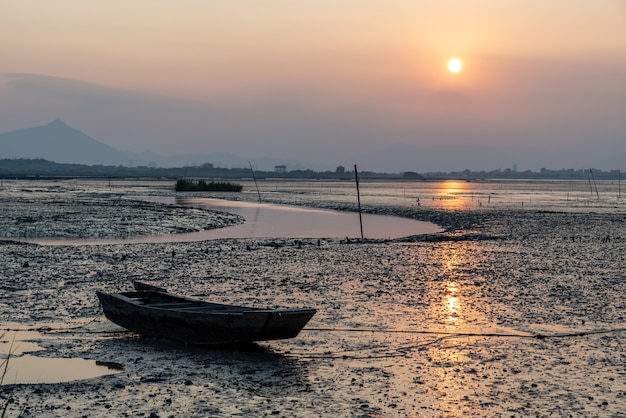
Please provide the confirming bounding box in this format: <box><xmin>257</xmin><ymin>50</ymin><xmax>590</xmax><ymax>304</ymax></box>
<box><xmin>423</xmin><ymin>167</ymin><xmax>623</xmax><ymax>181</ymax></box>
<box><xmin>175</xmin><ymin>178</ymin><xmax>243</xmax><ymax>192</ymax></box>
<box><xmin>0</xmin><ymin>158</ymin><xmax>622</xmax><ymax>181</ymax></box>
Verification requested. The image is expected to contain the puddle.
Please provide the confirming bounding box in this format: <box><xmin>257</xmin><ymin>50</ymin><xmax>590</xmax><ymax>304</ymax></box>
<box><xmin>1</xmin><ymin>329</ymin><xmax>44</xmax><ymax>356</ymax></box>
<box><xmin>1</xmin><ymin>326</ymin><xmax>121</xmax><ymax>385</ymax></box>
<box><xmin>1</xmin><ymin>355</ymin><xmax>121</xmax><ymax>385</ymax></box>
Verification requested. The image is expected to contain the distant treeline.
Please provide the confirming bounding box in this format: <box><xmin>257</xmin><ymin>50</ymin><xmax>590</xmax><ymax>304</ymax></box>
<box><xmin>0</xmin><ymin>158</ymin><xmax>623</xmax><ymax>181</ymax></box>
<box><xmin>426</xmin><ymin>167</ymin><xmax>624</xmax><ymax>181</ymax></box>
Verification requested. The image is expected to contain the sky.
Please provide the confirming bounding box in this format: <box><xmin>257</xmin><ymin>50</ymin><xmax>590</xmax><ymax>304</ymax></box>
<box><xmin>2</xmin><ymin>1</ymin><xmax>626</xmax><ymax>172</ymax></box>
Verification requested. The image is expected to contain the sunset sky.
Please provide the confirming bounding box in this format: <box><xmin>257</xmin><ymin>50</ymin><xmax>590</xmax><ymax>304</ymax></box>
<box><xmin>2</xmin><ymin>1</ymin><xmax>626</xmax><ymax>171</ymax></box>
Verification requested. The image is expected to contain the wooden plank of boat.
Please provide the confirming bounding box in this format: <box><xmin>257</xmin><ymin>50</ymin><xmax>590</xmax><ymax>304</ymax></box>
<box><xmin>96</xmin><ymin>281</ymin><xmax>316</xmax><ymax>345</ymax></box>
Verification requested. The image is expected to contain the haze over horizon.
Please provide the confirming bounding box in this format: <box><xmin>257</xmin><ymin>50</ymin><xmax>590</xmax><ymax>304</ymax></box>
<box><xmin>2</xmin><ymin>1</ymin><xmax>626</xmax><ymax>172</ymax></box>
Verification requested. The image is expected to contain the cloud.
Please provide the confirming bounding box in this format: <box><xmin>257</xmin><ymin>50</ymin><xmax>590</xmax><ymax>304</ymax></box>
<box><xmin>2</xmin><ymin>73</ymin><xmax>197</xmax><ymax>111</ymax></box>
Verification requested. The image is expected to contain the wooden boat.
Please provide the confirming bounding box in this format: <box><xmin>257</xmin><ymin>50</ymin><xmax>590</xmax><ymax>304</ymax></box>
<box><xmin>96</xmin><ymin>281</ymin><xmax>316</xmax><ymax>345</ymax></box>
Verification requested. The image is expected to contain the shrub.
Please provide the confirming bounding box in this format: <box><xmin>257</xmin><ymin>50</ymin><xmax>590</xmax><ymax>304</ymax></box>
<box><xmin>175</xmin><ymin>179</ymin><xmax>243</xmax><ymax>192</ymax></box>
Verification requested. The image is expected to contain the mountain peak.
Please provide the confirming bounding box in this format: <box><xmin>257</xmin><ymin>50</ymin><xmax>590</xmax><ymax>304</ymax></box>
<box><xmin>0</xmin><ymin>120</ymin><xmax>127</xmax><ymax>165</ymax></box>
<box><xmin>45</xmin><ymin>118</ymin><xmax>73</xmax><ymax>129</ymax></box>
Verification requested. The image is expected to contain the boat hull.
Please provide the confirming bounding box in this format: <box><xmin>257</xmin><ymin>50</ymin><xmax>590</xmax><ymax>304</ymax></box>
<box><xmin>96</xmin><ymin>290</ymin><xmax>316</xmax><ymax>345</ymax></box>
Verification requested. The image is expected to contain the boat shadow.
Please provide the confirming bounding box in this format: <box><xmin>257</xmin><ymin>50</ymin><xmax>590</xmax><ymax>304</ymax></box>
<box><xmin>98</xmin><ymin>333</ymin><xmax>313</xmax><ymax>395</ymax></box>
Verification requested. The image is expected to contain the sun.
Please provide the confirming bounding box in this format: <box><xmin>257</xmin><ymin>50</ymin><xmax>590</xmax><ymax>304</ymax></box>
<box><xmin>448</xmin><ymin>58</ymin><xmax>463</xmax><ymax>73</ymax></box>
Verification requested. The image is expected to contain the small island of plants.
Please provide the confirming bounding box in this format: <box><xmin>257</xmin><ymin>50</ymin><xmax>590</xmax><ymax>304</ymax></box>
<box><xmin>175</xmin><ymin>179</ymin><xmax>243</xmax><ymax>192</ymax></box>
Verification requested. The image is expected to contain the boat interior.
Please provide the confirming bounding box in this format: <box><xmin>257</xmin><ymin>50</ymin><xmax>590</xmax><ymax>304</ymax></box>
<box><xmin>120</xmin><ymin>291</ymin><xmax>253</xmax><ymax>312</ymax></box>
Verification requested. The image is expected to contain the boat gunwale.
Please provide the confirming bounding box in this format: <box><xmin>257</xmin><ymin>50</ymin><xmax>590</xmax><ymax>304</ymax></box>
<box><xmin>97</xmin><ymin>290</ymin><xmax>316</xmax><ymax>315</ymax></box>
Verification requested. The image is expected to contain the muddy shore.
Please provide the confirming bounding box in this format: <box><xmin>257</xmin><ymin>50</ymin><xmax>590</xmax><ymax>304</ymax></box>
<box><xmin>1</xmin><ymin>181</ymin><xmax>625</xmax><ymax>417</ymax></box>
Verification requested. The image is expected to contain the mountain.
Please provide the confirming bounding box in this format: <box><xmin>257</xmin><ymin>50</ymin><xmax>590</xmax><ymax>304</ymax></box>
<box><xmin>6</xmin><ymin>120</ymin><xmax>621</xmax><ymax>173</ymax></box>
<box><xmin>0</xmin><ymin>119</ymin><xmax>130</xmax><ymax>166</ymax></box>
<box><xmin>0</xmin><ymin>120</ymin><xmax>331</xmax><ymax>171</ymax></box>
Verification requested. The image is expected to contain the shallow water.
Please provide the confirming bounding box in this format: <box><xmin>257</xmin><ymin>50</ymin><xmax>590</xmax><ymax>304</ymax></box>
<box><xmin>9</xmin><ymin>197</ymin><xmax>441</xmax><ymax>245</ymax></box>
<box><xmin>173</xmin><ymin>197</ymin><xmax>442</xmax><ymax>239</ymax></box>
<box><xmin>3</xmin><ymin>355</ymin><xmax>120</xmax><ymax>385</ymax></box>
<box><xmin>248</xmin><ymin>178</ymin><xmax>626</xmax><ymax>212</ymax></box>
<box><xmin>5</xmin><ymin>178</ymin><xmax>624</xmax><ymax>245</ymax></box>
<box><xmin>1</xmin><ymin>326</ymin><xmax>120</xmax><ymax>384</ymax></box>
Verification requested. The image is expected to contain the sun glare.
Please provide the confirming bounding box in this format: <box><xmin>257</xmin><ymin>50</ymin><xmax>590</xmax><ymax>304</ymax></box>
<box><xmin>448</xmin><ymin>58</ymin><xmax>463</xmax><ymax>73</ymax></box>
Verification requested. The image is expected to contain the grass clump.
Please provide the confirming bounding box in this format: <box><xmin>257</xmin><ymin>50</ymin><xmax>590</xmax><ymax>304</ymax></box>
<box><xmin>1</xmin><ymin>333</ymin><xmax>12</xmax><ymax>417</ymax></box>
<box><xmin>1</xmin><ymin>333</ymin><xmax>7</xmax><ymax>417</ymax></box>
<box><xmin>175</xmin><ymin>179</ymin><xmax>243</xmax><ymax>192</ymax></box>
<box><xmin>1</xmin><ymin>334</ymin><xmax>25</xmax><ymax>418</ymax></box>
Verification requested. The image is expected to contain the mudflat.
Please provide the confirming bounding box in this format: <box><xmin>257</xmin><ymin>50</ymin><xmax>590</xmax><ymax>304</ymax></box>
<box><xmin>1</xmin><ymin>180</ymin><xmax>625</xmax><ymax>417</ymax></box>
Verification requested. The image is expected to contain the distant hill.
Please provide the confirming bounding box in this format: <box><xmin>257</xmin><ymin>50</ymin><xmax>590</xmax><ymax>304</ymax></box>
<box><xmin>0</xmin><ymin>119</ymin><xmax>131</xmax><ymax>166</ymax></box>
<box><xmin>0</xmin><ymin>120</ymin><xmax>329</xmax><ymax>170</ymax></box>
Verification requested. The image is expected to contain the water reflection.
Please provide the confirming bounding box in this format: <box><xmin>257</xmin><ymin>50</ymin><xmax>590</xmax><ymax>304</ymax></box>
<box><xmin>445</xmin><ymin>281</ymin><xmax>460</xmax><ymax>325</ymax></box>
<box><xmin>426</xmin><ymin>244</ymin><xmax>485</xmax><ymax>416</ymax></box>
<box><xmin>3</xmin><ymin>355</ymin><xmax>120</xmax><ymax>385</ymax></box>
<box><xmin>1</xmin><ymin>326</ymin><xmax>120</xmax><ymax>384</ymax></box>
<box><xmin>439</xmin><ymin>244</ymin><xmax>466</xmax><ymax>329</ymax></box>
<box><xmin>173</xmin><ymin>197</ymin><xmax>442</xmax><ymax>240</ymax></box>
<box><xmin>440</xmin><ymin>180</ymin><xmax>466</xmax><ymax>195</ymax></box>
<box><xmin>435</xmin><ymin>180</ymin><xmax>472</xmax><ymax>211</ymax></box>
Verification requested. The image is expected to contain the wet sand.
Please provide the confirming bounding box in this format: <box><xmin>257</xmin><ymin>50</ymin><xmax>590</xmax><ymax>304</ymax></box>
<box><xmin>1</xmin><ymin>181</ymin><xmax>625</xmax><ymax>417</ymax></box>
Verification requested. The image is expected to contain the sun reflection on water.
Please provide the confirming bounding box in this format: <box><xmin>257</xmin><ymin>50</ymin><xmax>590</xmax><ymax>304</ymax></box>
<box><xmin>440</xmin><ymin>243</ymin><xmax>463</xmax><ymax>322</ymax></box>
<box><xmin>445</xmin><ymin>281</ymin><xmax>460</xmax><ymax>325</ymax></box>
<box><xmin>427</xmin><ymin>244</ymin><xmax>488</xmax><ymax>416</ymax></box>
<box><xmin>435</xmin><ymin>180</ymin><xmax>473</xmax><ymax>210</ymax></box>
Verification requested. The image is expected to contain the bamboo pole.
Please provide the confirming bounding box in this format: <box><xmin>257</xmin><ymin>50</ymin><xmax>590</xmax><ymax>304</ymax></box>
<box><xmin>249</xmin><ymin>162</ymin><xmax>262</xmax><ymax>203</ymax></box>
<box><xmin>354</xmin><ymin>164</ymin><xmax>364</xmax><ymax>240</ymax></box>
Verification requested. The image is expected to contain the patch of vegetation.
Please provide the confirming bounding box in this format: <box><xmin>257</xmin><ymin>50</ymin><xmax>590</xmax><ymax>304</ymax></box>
<box><xmin>175</xmin><ymin>178</ymin><xmax>243</xmax><ymax>192</ymax></box>
<box><xmin>1</xmin><ymin>334</ymin><xmax>12</xmax><ymax>417</ymax></box>
<box><xmin>1</xmin><ymin>334</ymin><xmax>25</xmax><ymax>418</ymax></box>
